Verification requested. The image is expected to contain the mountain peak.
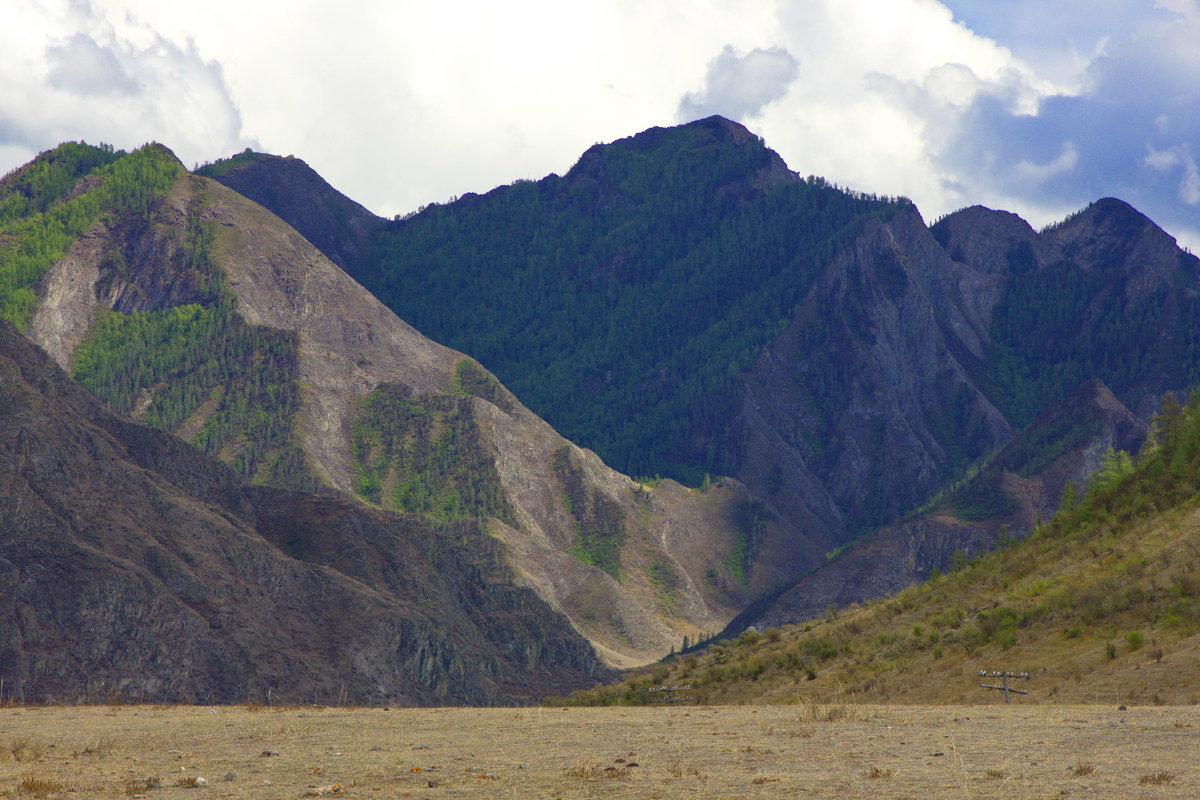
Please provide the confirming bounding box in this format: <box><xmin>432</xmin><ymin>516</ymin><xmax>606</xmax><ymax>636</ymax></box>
<box><xmin>1045</xmin><ymin>196</ymin><xmax>1156</xmax><ymax>244</ymax></box>
<box><xmin>200</xmin><ymin>148</ymin><xmax>381</xmax><ymax>272</ymax></box>
<box><xmin>683</xmin><ymin>114</ymin><xmax>760</xmax><ymax>143</ymax></box>
<box><xmin>1083</xmin><ymin>196</ymin><xmax>1149</xmax><ymax>223</ymax></box>
<box><xmin>565</xmin><ymin>114</ymin><xmax>794</xmax><ymax>194</ymax></box>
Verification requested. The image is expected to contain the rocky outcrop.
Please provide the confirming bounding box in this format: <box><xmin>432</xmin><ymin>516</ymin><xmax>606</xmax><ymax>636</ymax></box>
<box><xmin>0</xmin><ymin>320</ymin><xmax>609</xmax><ymax>704</ymax></box>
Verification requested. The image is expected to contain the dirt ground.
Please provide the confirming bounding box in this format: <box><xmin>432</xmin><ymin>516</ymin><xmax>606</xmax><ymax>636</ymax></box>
<box><xmin>1</xmin><ymin>703</ymin><xmax>1196</xmax><ymax>799</ymax></box>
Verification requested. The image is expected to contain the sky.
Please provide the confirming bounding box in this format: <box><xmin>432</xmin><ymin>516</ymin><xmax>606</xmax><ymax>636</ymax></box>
<box><xmin>2</xmin><ymin>0</ymin><xmax>1197</xmax><ymax>250</ymax></box>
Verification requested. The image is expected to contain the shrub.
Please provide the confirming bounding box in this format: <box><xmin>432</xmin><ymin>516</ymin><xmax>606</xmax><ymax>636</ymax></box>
<box><xmin>1138</xmin><ymin>772</ymin><xmax>1174</xmax><ymax>785</ymax></box>
<box><xmin>18</xmin><ymin>773</ymin><xmax>64</xmax><ymax>796</ymax></box>
<box><xmin>6</xmin><ymin>738</ymin><xmax>46</xmax><ymax>762</ymax></box>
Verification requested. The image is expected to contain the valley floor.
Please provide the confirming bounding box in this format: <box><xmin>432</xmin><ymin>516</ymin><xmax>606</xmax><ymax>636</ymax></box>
<box><xmin>1</xmin><ymin>703</ymin><xmax>1197</xmax><ymax>798</ymax></box>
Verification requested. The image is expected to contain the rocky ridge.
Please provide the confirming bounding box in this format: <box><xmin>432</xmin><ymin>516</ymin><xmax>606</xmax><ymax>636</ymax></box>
<box><xmin>728</xmin><ymin>379</ymin><xmax>1149</xmax><ymax>632</ymax></box>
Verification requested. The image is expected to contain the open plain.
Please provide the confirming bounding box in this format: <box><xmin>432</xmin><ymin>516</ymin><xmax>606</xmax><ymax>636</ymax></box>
<box><xmin>0</xmin><ymin>703</ymin><xmax>1197</xmax><ymax>799</ymax></box>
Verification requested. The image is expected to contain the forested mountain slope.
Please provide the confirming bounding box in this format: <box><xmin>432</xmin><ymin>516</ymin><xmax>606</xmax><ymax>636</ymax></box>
<box><xmin>935</xmin><ymin>199</ymin><xmax>1200</xmax><ymax>426</ymax></box>
<box><xmin>728</xmin><ymin>379</ymin><xmax>1149</xmax><ymax>632</ymax></box>
<box><xmin>0</xmin><ymin>142</ymin><xmax>762</xmax><ymax>669</ymax></box>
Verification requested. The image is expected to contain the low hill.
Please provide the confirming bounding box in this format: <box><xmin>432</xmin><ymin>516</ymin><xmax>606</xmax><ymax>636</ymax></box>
<box><xmin>569</xmin><ymin>389</ymin><xmax>1200</xmax><ymax>706</ymax></box>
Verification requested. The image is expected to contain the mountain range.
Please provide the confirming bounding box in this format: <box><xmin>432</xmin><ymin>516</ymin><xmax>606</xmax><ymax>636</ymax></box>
<box><xmin>201</xmin><ymin>117</ymin><xmax>1198</xmax><ymax>619</ymax></box>
<box><xmin>1</xmin><ymin>117</ymin><xmax>1197</xmax><ymax>701</ymax></box>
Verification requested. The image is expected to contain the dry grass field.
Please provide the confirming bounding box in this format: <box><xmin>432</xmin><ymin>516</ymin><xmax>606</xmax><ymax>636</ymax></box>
<box><xmin>0</xmin><ymin>703</ymin><xmax>1197</xmax><ymax>799</ymax></box>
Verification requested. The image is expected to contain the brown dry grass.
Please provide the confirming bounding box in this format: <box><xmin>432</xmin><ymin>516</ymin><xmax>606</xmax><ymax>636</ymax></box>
<box><xmin>0</xmin><ymin>703</ymin><xmax>1196</xmax><ymax>798</ymax></box>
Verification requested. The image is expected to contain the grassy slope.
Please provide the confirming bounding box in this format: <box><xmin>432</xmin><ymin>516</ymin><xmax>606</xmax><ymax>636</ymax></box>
<box><xmin>570</xmin><ymin>394</ymin><xmax>1200</xmax><ymax>706</ymax></box>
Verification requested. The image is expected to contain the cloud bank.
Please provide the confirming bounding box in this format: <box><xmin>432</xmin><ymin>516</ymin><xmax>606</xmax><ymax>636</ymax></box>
<box><xmin>738</xmin><ymin>0</ymin><xmax>1200</xmax><ymax>248</ymax></box>
<box><xmin>0</xmin><ymin>1</ymin><xmax>251</xmax><ymax>175</ymax></box>
<box><xmin>679</xmin><ymin>45</ymin><xmax>799</xmax><ymax>122</ymax></box>
<box><xmin>925</xmin><ymin>1</ymin><xmax>1200</xmax><ymax>245</ymax></box>
<box><xmin>1</xmin><ymin>0</ymin><xmax>1195</xmax><ymax>250</ymax></box>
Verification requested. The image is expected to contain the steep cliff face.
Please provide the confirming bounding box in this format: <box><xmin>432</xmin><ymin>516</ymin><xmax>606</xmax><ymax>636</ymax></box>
<box><xmin>728</xmin><ymin>379</ymin><xmax>1148</xmax><ymax>632</ymax></box>
<box><xmin>720</xmin><ymin>197</ymin><xmax>1196</xmax><ymax>627</ymax></box>
<box><xmin>0</xmin><ymin>320</ymin><xmax>608</xmax><ymax>704</ymax></box>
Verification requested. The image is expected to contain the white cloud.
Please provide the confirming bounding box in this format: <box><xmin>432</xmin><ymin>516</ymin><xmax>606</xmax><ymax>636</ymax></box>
<box><xmin>740</xmin><ymin>0</ymin><xmax>1059</xmax><ymax>221</ymax></box>
<box><xmin>678</xmin><ymin>45</ymin><xmax>799</xmax><ymax>122</ymax></box>
<box><xmin>1155</xmin><ymin>0</ymin><xmax>1200</xmax><ymax>21</ymax></box>
<box><xmin>46</xmin><ymin>32</ymin><xmax>138</xmax><ymax>96</ymax></box>
<box><xmin>1013</xmin><ymin>141</ymin><xmax>1079</xmax><ymax>183</ymax></box>
<box><xmin>0</xmin><ymin>0</ymin><xmax>1194</xmax><ymax>249</ymax></box>
<box><xmin>0</xmin><ymin>0</ymin><xmax>250</xmax><ymax>171</ymax></box>
<box><xmin>1145</xmin><ymin>145</ymin><xmax>1200</xmax><ymax>205</ymax></box>
<box><xmin>97</xmin><ymin>0</ymin><xmax>779</xmax><ymax>216</ymax></box>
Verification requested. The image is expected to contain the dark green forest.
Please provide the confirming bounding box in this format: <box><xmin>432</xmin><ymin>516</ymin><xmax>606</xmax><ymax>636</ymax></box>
<box><xmin>353</xmin><ymin>117</ymin><xmax>908</xmax><ymax>484</ymax></box>
<box><xmin>72</xmin><ymin>299</ymin><xmax>310</xmax><ymax>489</ymax></box>
<box><xmin>552</xmin><ymin>446</ymin><xmax>626</xmax><ymax>577</ymax></box>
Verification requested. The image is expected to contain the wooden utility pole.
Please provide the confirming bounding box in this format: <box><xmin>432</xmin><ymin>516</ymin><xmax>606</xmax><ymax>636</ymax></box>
<box><xmin>648</xmin><ymin>685</ymin><xmax>693</xmax><ymax>704</ymax></box>
<box><xmin>979</xmin><ymin>670</ymin><xmax>1030</xmax><ymax>703</ymax></box>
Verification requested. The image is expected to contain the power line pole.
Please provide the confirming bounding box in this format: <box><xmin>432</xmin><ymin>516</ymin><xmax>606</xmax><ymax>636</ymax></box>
<box><xmin>979</xmin><ymin>670</ymin><xmax>1030</xmax><ymax>703</ymax></box>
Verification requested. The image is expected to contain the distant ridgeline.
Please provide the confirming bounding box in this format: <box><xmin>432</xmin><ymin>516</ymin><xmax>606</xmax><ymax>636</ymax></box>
<box><xmin>0</xmin><ymin>142</ymin><xmax>314</xmax><ymax>490</ymax></box>
<box><xmin>956</xmin><ymin>203</ymin><xmax>1200</xmax><ymax>429</ymax></box>
<box><xmin>356</xmin><ymin>117</ymin><xmax>909</xmax><ymax>484</ymax></box>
